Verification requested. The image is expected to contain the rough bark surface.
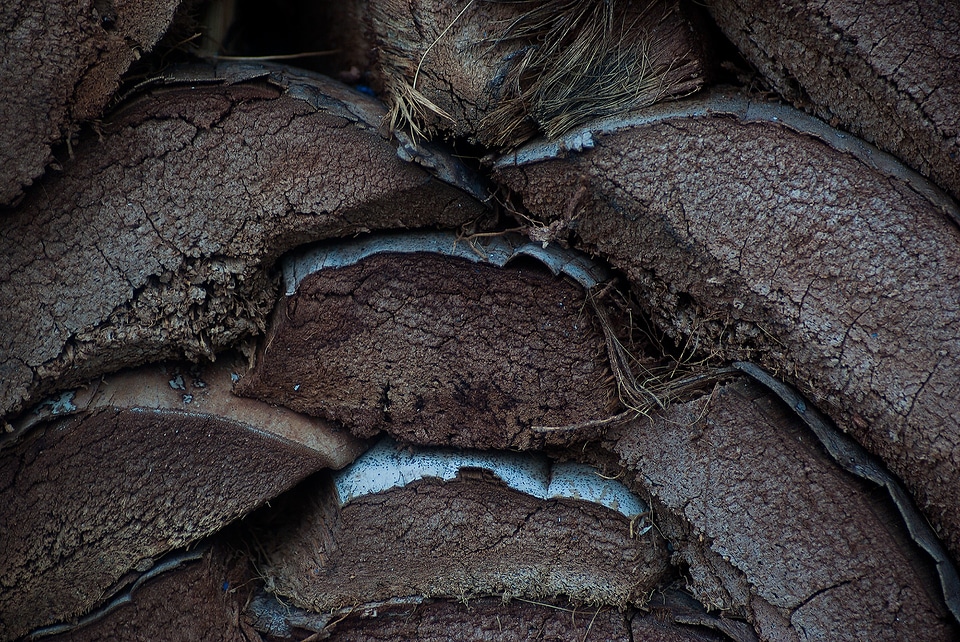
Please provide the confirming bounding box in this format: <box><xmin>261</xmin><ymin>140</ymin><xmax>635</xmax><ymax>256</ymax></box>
<box><xmin>236</xmin><ymin>252</ymin><xmax>615</xmax><ymax>449</ymax></box>
<box><xmin>494</xmin><ymin>97</ymin><xmax>960</xmax><ymax>562</ymax></box>
<box><xmin>0</xmin><ymin>0</ymin><xmax>181</xmax><ymax>205</ymax></box>
<box><xmin>44</xmin><ymin>545</ymin><xmax>254</xmax><ymax>642</ymax></box>
<box><xmin>0</xmin><ymin>66</ymin><xmax>486</xmax><ymax>424</ymax></box>
<box><xmin>707</xmin><ymin>0</ymin><xmax>960</xmax><ymax>202</ymax></box>
<box><xmin>260</xmin><ymin>473</ymin><xmax>669</xmax><ymax>612</ymax></box>
<box><xmin>590</xmin><ymin>379</ymin><xmax>955</xmax><ymax>640</ymax></box>
<box><xmin>367</xmin><ymin>0</ymin><xmax>705</xmax><ymax>147</ymax></box>
<box><xmin>0</xmin><ymin>404</ymin><xmax>329</xmax><ymax>639</ymax></box>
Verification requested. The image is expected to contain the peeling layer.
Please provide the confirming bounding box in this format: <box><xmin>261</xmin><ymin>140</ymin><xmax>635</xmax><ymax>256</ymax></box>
<box><xmin>333</xmin><ymin>438</ymin><xmax>649</xmax><ymax>526</ymax></box>
<box><xmin>494</xmin><ymin>88</ymin><xmax>960</xmax><ymax>226</ymax></box>
<box><xmin>0</xmin><ymin>64</ymin><xmax>487</xmax><ymax>422</ymax></box>
<box><xmin>492</xmin><ymin>89</ymin><xmax>960</xmax><ymax>575</ymax></box>
<box><xmin>282</xmin><ymin>230</ymin><xmax>610</xmax><ymax>295</ymax></box>
<box><xmin>2</xmin><ymin>356</ymin><xmax>364</xmax><ymax>468</ymax></box>
<box><xmin>26</xmin><ymin>546</ymin><xmax>209</xmax><ymax>641</ymax></box>
<box><xmin>261</xmin><ymin>467</ymin><xmax>668</xmax><ymax>612</ymax></box>
<box><xmin>733</xmin><ymin>362</ymin><xmax>960</xmax><ymax>625</ymax></box>
<box><xmin>598</xmin><ymin>378</ymin><xmax>958</xmax><ymax>640</ymax></box>
<box><xmin>239</xmin><ymin>248</ymin><xmax>619</xmax><ymax>449</ymax></box>
<box><xmin>707</xmin><ymin>0</ymin><xmax>960</xmax><ymax>202</ymax></box>
<box><xmin>0</xmin><ymin>378</ymin><xmax>337</xmax><ymax>639</ymax></box>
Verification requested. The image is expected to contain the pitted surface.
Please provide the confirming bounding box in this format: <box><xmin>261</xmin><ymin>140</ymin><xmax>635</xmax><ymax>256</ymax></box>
<box><xmin>0</xmin><ymin>74</ymin><xmax>485</xmax><ymax>422</ymax></box>
<box><xmin>495</xmin><ymin>109</ymin><xmax>960</xmax><ymax>563</ymax></box>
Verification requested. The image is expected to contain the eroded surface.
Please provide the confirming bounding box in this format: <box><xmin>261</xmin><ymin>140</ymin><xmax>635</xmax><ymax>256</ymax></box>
<box><xmin>494</xmin><ymin>100</ymin><xmax>960</xmax><ymax>563</ymax></box>
<box><xmin>260</xmin><ymin>473</ymin><xmax>669</xmax><ymax>612</ymax></box>
<box><xmin>0</xmin><ymin>402</ymin><xmax>330</xmax><ymax>639</ymax></box>
<box><xmin>237</xmin><ymin>252</ymin><xmax>617</xmax><ymax>449</ymax></box>
<box><xmin>0</xmin><ymin>67</ymin><xmax>485</xmax><ymax>422</ymax></box>
<box><xmin>596</xmin><ymin>379</ymin><xmax>955</xmax><ymax>640</ymax></box>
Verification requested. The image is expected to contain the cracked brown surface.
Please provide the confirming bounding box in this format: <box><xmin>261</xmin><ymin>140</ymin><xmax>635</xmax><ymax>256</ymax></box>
<box><xmin>707</xmin><ymin>0</ymin><xmax>960</xmax><ymax>202</ymax></box>
<box><xmin>0</xmin><ymin>71</ymin><xmax>486</xmax><ymax>424</ymax></box>
<box><xmin>494</xmin><ymin>103</ymin><xmax>960</xmax><ymax>564</ymax></box>
<box><xmin>0</xmin><ymin>402</ymin><xmax>329</xmax><ymax>639</ymax></box>
<box><xmin>0</xmin><ymin>0</ymin><xmax>181</xmax><ymax>205</ymax></box>
<box><xmin>259</xmin><ymin>473</ymin><xmax>669</xmax><ymax>613</ymax></box>
<box><xmin>593</xmin><ymin>379</ymin><xmax>955</xmax><ymax>640</ymax></box>
<box><xmin>2</xmin><ymin>5</ymin><xmax>958</xmax><ymax>636</ymax></box>
<box><xmin>236</xmin><ymin>252</ymin><xmax>616</xmax><ymax>449</ymax></box>
<box><xmin>44</xmin><ymin>545</ymin><xmax>255</xmax><ymax>642</ymax></box>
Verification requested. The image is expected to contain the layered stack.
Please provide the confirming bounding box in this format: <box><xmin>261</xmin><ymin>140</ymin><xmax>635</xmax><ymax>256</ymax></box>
<box><xmin>2</xmin><ymin>1</ymin><xmax>959</xmax><ymax>640</ymax></box>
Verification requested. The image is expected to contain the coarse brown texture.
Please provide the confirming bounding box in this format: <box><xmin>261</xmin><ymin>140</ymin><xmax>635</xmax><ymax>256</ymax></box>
<box><xmin>367</xmin><ymin>0</ymin><xmax>705</xmax><ymax>147</ymax></box>
<box><xmin>493</xmin><ymin>100</ymin><xmax>960</xmax><ymax>563</ymax></box>
<box><xmin>707</xmin><ymin>0</ymin><xmax>960</xmax><ymax>202</ymax></box>
<box><xmin>0</xmin><ymin>66</ymin><xmax>486</xmax><ymax>424</ymax></box>
<box><xmin>44</xmin><ymin>545</ymin><xmax>255</xmax><ymax>642</ymax></box>
<box><xmin>0</xmin><ymin>0</ymin><xmax>181</xmax><ymax>205</ymax></box>
<box><xmin>0</xmin><ymin>406</ymin><xmax>329</xmax><ymax>639</ymax></box>
<box><xmin>236</xmin><ymin>252</ymin><xmax>616</xmax><ymax>449</ymax></box>
<box><xmin>260</xmin><ymin>473</ymin><xmax>669</xmax><ymax>612</ymax></box>
<box><xmin>593</xmin><ymin>379</ymin><xmax>956</xmax><ymax>640</ymax></box>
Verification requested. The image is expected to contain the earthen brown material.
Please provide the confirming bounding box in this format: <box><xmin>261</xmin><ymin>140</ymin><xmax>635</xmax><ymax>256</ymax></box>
<box><xmin>260</xmin><ymin>473</ymin><xmax>669</xmax><ymax>612</ymax></box>
<box><xmin>322</xmin><ymin>600</ymin><xmax>633</xmax><ymax>642</ymax></box>
<box><xmin>42</xmin><ymin>545</ymin><xmax>254</xmax><ymax>642</ymax></box>
<box><xmin>0</xmin><ymin>65</ymin><xmax>486</xmax><ymax>423</ymax></box>
<box><xmin>237</xmin><ymin>252</ymin><xmax>616</xmax><ymax>449</ymax></box>
<box><xmin>0</xmin><ymin>0</ymin><xmax>181</xmax><ymax>205</ymax></box>
<box><xmin>0</xmin><ymin>401</ymin><xmax>329</xmax><ymax>639</ymax></box>
<box><xmin>367</xmin><ymin>0</ymin><xmax>705</xmax><ymax>147</ymax></box>
<box><xmin>593</xmin><ymin>379</ymin><xmax>955</xmax><ymax>640</ymax></box>
<box><xmin>493</xmin><ymin>95</ymin><xmax>960</xmax><ymax>563</ymax></box>
<box><xmin>708</xmin><ymin>0</ymin><xmax>960</xmax><ymax>202</ymax></box>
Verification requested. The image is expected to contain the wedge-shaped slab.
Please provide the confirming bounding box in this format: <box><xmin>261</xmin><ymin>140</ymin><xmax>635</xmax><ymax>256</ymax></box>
<box><xmin>0</xmin><ymin>63</ymin><xmax>486</xmax><ymax>422</ymax></box>
<box><xmin>237</xmin><ymin>236</ymin><xmax>618</xmax><ymax>449</ymax></box>
<box><xmin>0</xmin><ymin>362</ymin><xmax>347</xmax><ymax>640</ymax></box>
<box><xmin>3</xmin><ymin>356</ymin><xmax>364</xmax><ymax>465</ymax></box>
<box><xmin>494</xmin><ymin>91</ymin><xmax>960</xmax><ymax>562</ymax></box>
<box><xmin>597</xmin><ymin>379</ymin><xmax>956</xmax><ymax>641</ymax></box>
<box><xmin>0</xmin><ymin>0</ymin><xmax>180</xmax><ymax>204</ymax></box>
<box><xmin>37</xmin><ymin>544</ymin><xmax>254</xmax><ymax>642</ymax></box>
<box><xmin>260</xmin><ymin>465</ymin><xmax>669</xmax><ymax>612</ymax></box>
<box><xmin>708</xmin><ymin>0</ymin><xmax>960</xmax><ymax>202</ymax></box>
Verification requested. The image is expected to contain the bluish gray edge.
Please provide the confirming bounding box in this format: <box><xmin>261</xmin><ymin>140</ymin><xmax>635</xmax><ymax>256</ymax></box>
<box><xmin>282</xmin><ymin>230</ymin><xmax>609</xmax><ymax>295</ymax></box>
<box><xmin>126</xmin><ymin>62</ymin><xmax>490</xmax><ymax>204</ymax></box>
<box><xmin>26</xmin><ymin>546</ymin><xmax>209</xmax><ymax>640</ymax></box>
<box><xmin>732</xmin><ymin>361</ymin><xmax>960</xmax><ymax>625</ymax></box>
<box><xmin>333</xmin><ymin>438</ymin><xmax>649</xmax><ymax>524</ymax></box>
<box><xmin>493</xmin><ymin>89</ymin><xmax>960</xmax><ymax>226</ymax></box>
<box><xmin>247</xmin><ymin>590</ymin><xmax>424</xmax><ymax>639</ymax></box>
